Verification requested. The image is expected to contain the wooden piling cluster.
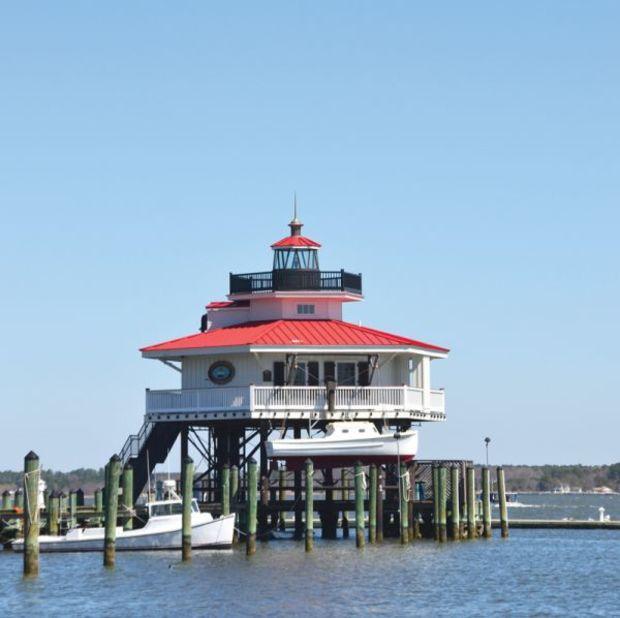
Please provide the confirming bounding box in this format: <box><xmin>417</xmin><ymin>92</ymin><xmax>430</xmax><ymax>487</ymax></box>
<box><xmin>3</xmin><ymin>451</ymin><xmax>512</xmax><ymax>578</ymax></box>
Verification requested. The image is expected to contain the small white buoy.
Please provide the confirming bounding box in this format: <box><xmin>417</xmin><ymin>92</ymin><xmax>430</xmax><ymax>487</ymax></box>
<box><xmin>598</xmin><ymin>507</ymin><xmax>605</xmax><ymax>522</ymax></box>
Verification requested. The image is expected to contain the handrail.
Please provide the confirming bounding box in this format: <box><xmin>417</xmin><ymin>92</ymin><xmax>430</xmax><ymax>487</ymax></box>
<box><xmin>229</xmin><ymin>269</ymin><xmax>362</xmax><ymax>295</ymax></box>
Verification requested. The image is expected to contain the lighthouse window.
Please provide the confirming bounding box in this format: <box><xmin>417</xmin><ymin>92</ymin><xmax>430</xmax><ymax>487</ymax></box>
<box><xmin>337</xmin><ymin>362</ymin><xmax>356</xmax><ymax>386</ymax></box>
<box><xmin>293</xmin><ymin>362</ymin><xmax>307</xmax><ymax>386</ymax></box>
<box><xmin>297</xmin><ymin>304</ymin><xmax>315</xmax><ymax>315</ymax></box>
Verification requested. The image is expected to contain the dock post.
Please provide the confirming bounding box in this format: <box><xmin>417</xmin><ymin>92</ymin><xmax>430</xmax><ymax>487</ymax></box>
<box><xmin>322</xmin><ymin>468</ymin><xmax>338</xmax><ymax>539</ymax></box>
<box><xmin>482</xmin><ymin>466</ymin><xmax>492</xmax><ymax>538</ymax></box>
<box><xmin>23</xmin><ymin>451</ymin><xmax>40</xmax><ymax>577</ymax></box>
<box><xmin>408</xmin><ymin>463</ymin><xmax>417</xmax><ymax>542</ymax></box>
<box><xmin>181</xmin><ymin>455</ymin><xmax>194</xmax><ymax>562</ymax></box>
<box><xmin>94</xmin><ymin>488</ymin><xmax>103</xmax><ymax>525</ymax></box>
<box><xmin>278</xmin><ymin>466</ymin><xmax>286</xmax><ymax>531</ymax></box>
<box><xmin>305</xmin><ymin>459</ymin><xmax>314</xmax><ymax>552</ymax></box>
<box><xmin>497</xmin><ymin>466</ymin><xmax>509</xmax><ymax>538</ymax></box>
<box><xmin>230</xmin><ymin>465</ymin><xmax>239</xmax><ymax>542</ymax></box>
<box><xmin>354</xmin><ymin>461</ymin><xmax>365</xmax><ymax>548</ymax></box>
<box><xmin>432</xmin><ymin>465</ymin><xmax>440</xmax><ymax>540</ymax></box>
<box><xmin>459</xmin><ymin>462</ymin><xmax>467</xmax><ymax>539</ymax></box>
<box><xmin>293</xmin><ymin>427</ymin><xmax>303</xmax><ymax>540</ymax></box>
<box><xmin>103</xmin><ymin>454</ymin><xmax>121</xmax><ymax>568</ymax></box>
<box><xmin>450</xmin><ymin>466</ymin><xmax>460</xmax><ymax>540</ymax></box>
<box><xmin>221</xmin><ymin>464</ymin><xmax>230</xmax><ymax>516</ymax></box>
<box><xmin>68</xmin><ymin>490</ymin><xmax>77</xmax><ymax>529</ymax></box>
<box><xmin>49</xmin><ymin>490</ymin><xmax>60</xmax><ymax>535</ymax></box>
<box><xmin>260</xmin><ymin>475</ymin><xmax>270</xmax><ymax>541</ymax></box>
<box><xmin>121</xmin><ymin>463</ymin><xmax>134</xmax><ymax>530</ymax></box>
<box><xmin>2</xmin><ymin>489</ymin><xmax>12</xmax><ymax>510</ymax></box>
<box><xmin>341</xmin><ymin>468</ymin><xmax>350</xmax><ymax>538</ymax></box>
<box><xmin>376</xmin><ymin>466</ymin><xmax>384</xmax><ymax>543</ymax></box>
<box><xmin>438</xmin><ymin>466</ymin><xmax>448</xmax><ymax>542</ymax></box>
<box><xmin>466</xmin><ymin>466</ymin><xmax>476</xmax><ymax>539</ymax></box>
<box><xmin>15</xmin><ymin>488</ymin><xmax>24</xmax><ymax>510</ymax></box>
<box><xmin>368</xmin><ymin>464</ymin><xmax>377</xmax><ymax>543</ymax></box>
<box><xmin>399</xmin><ymin>462</ymin><xmax>409</xmax><ymax>544</ymax></box>
<box><xmin>246</xmin><ymin>458</ymin><xmax>258</xmax><ymax>555</ymax></box>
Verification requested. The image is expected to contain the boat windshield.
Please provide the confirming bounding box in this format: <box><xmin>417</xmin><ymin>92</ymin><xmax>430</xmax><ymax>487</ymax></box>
<box><xmin>150</xmin><ymin>502</ymin><xmax>183</xmax><ymax>517</ymax></box>
<box><xmin>150</xmin><ymin>499</ymin><xmax>200</xmax><ymax>516</ymax></box>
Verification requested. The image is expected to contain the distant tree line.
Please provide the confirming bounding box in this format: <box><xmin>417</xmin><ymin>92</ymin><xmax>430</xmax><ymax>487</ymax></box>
<box><xmin>499</xmin><ymin>463</ymin><xmax>620</xmax><ymax>492</ymax></box>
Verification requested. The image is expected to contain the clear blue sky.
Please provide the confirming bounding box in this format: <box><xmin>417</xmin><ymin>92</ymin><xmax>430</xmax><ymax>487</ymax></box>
<box><xmin>1</xmin><ymin>3</ymin><xmax>618</xmax><ymax>470</ymax></box>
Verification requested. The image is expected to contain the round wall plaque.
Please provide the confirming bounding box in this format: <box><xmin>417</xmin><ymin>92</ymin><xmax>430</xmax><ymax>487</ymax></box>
<box><xmin>208</xmin><ymin>360</ymin><xmax>235</xmax><ymax>385</ymax></box>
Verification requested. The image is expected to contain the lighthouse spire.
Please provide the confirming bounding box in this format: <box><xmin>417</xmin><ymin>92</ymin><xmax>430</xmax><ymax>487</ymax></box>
<box><xmin>289</xmin><ymin>192</ymin><xmax>303</xmax><ymax>237</ymax></box>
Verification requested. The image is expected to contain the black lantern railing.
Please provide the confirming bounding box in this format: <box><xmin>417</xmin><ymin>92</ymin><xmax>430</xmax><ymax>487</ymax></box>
<box><xmin>229</xmin><ymin>269</ymin><xmax>362</xmax><ymax>295</ymax></box>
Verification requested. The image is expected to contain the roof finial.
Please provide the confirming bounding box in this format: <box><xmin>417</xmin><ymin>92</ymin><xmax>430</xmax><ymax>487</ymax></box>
<box><xmin>289</xmin><ymin>192</ymin><xmax>303</xmax><ymax>236</ymax></box>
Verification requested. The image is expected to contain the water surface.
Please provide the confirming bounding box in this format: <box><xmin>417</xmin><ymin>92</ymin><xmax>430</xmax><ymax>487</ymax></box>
<box><xmin>1</xmin><ymin>526</ymin><xmax>618</xmax><ymax>617</ymax></box>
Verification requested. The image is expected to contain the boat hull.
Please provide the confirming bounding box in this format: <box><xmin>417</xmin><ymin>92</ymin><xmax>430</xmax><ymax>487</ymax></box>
<box><xmin>278</xmin><ymin>454</ymin><xmax>415</xmax><ymax>470</ymax></box>
<box><xmin>11</xmin><ymin>513</ymin><xmax>235</xmax><ymax>553</ymax></box>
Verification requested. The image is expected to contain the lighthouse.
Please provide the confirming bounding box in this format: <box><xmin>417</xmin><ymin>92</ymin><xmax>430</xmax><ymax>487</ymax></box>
<box><xmin>120</xmin><ymin>213</ymin><xmax>449</xmax><ymax>502</ymax></box>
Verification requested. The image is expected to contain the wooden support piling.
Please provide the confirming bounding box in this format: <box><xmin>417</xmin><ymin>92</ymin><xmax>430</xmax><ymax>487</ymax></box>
<box><xmin>368</xmin><ymin>464</ymin><xmax>377</xmax><ymax>543</ymax></box>
<box><xmin>68</xmin><ymin>490</ymin><xmax>77</xmax><ymax>529</ymax></box>
<box><xmin>230</xmin><ymin>465</ymin><xmax>239</xmax><ymax>542</ymax></box>
<box><xmin>438</xmin><ymin>466</ymin><xmax>448</xmax><ymax>542</ymax></box>
<box><xmin>246</xmin><ymin>458</ymin><xmax>258</xmax><ymax>555</ymax></box>
<box><xmin>293</xmin><ymin>427</ymin><xmax>303</xmax><ymax>540</ymax></box>
<box><xmin>399</xmin><ymin>462</ymin><xmax>409</xmax><ymax>544</ymax></box>
<box><xmin>305</xmin><ymin>459</ymin><xmax>313</xmax><ymax>552</ymax></box>
<box><xmin>94</xmin><ymin>488</ymin><xmax>103</xmax><ymax>526</ymax></box>
<box><xmin>432</xmin><ymin>465</ymin><xmax>440</xmax><ymax>540</ymax></box>
<box><xmin>482</xmin><ymin>466</ymin><xmax>492</xmax><ymax>538</ymax></box>
<box><xmin>221</xmin><ymin>464</ymin><xmax>230</xmax><ymax>516</ymax></box>
<box><xmin>466</xmin><ymin>466</ymin><xmax>476</xmax><ymax>539</ymax></box>
<box><xmin>260</xmin><ymin>475</ymin><xmax>269</xmax><ymax>541</ymax></box>
<box><xmin>181</xmin><ymin>455</ymin><xmax>194</xmax><ymax>561</ymax></box>
<box><xmin>15</xmin><ymin>488</ymin><xmax>24</xmax><ymax>510</ymax></box>
<box><xmin>322</xmin><ymin>467</ymin><xmax>338</xmax><ymax>539</ymax></box>
<box><xmin>497</xmin><ymin>466</ymin><xmax>509</xmax><ymax>538</ymax></box>
<box><xmin>376</xmin><ymin>466</ymin><xmax>384</xmax><ymax>543</ymax></box>
<box><xmin>2</xmin><ymin>489</ymin><xmax>12</xmax><ymax>510</ymax></box>
<box><xmin>354</xmin><ymin>461</ymin><xmax>365</xmax><ymax>548</ymax></box>
<box><xmin>459</xmin><ymin>461</ymin><xmax>467</xmax><ymax>539</ymax></box>
<box><xmin>341</xmin><ymin>468</ymin><xmax>350</xmax><ymax>538</ymax></box>
<box><xmin>450</xmin><ymin>466</ymin><xmax>460</xmax><ymax>540</ymax></box>
<box><xmin>23</xmin><ymin>451</ymin><xmax>40</xmax><ymax>577</ymax></box>
<box><xmin>278</xmin><ymin>466</ymin><xmax>286</xmax><ymax>531</ymax></box>
<box><xmin>49</xmin><ymin>490</ymin><xmax>60</xmax><ymax>536</ymax></box>
<box><xmin>407</xmin><ymin>463</ymin><xmax>417</xmax><ymax>542</ymax></box>
<box><xmin>121</xmin><ymin>463</ymin><xmax>134</xmax><ymax>530</ymax></box>
<box><xmin>103</xmin><ymin>454</ymin><xmax>121</xmax><ymax>568</ymax></box>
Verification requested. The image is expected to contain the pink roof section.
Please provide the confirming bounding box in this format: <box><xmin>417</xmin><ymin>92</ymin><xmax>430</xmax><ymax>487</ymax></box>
<box><xmin>270</xmin><ymin>235</ymin><xmax>322</xmax><ymax>248</ymax></box>
<box><xmin>206</xmin><ymin>301</ymin><xmax>249</xmax><ymax>309</ymax></box>
<box><xmin>141</xmin><ymin>319</ymin><xmax>449</xmax><ymax>353</ymax></box>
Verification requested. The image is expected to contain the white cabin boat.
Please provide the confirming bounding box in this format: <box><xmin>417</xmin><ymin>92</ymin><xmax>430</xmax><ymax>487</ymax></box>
<box><xmin>266</xmin><ymin>421</ymin><xmax>418</xmax><ymax>469</ymax></box>
<box><xmin>11</xmin><ymin>494</ymin><xmax>235</xmax><ymax>553</ymax></box>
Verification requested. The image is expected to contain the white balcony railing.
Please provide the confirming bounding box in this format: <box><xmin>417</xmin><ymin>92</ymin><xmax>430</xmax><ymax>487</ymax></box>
<box><xmin>146</xmin><ymin>385</ymin><xmax>445</xmax><ymax>418</ymax></box>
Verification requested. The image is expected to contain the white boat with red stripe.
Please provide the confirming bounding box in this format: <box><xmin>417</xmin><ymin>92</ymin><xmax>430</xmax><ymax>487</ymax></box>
<box><xmin>266</xmin><ymin>421</ymin><xmax>418</xmax><ymax>469</ymax></box>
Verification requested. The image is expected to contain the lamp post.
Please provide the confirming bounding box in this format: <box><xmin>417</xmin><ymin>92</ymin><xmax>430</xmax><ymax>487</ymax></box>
<box><xmin>484</xmin><ymin>437</ymin><xmax>491</xmax><ymax>467</ymax></box>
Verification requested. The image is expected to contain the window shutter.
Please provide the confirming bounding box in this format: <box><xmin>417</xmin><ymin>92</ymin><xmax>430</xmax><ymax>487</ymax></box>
<box><xmin>357</xmin><ymin>361</ymin><xmax>370</xmax><ymax>386</ymax></box>
<box><xmin>273</xmin><ymin>361</ymin><xmax>285</xmax><ymax>386</ymax></box>
<box><xmin>308</xmin><ymin>361</ymin><xmax>319</xmax><ymax>386</ymax></box>
<box><xmin>324</xmin><ymin>361</ymin><xmax>335</xmax><ymax>384</ymax></box>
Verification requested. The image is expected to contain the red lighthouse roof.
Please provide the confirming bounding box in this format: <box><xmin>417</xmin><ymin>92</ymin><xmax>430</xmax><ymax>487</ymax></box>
<box><xmin>271</xmin><ymin>235</ymin><xmax>321</xmax><ymax>248</ymax></box>
<box><xmin>141</xmin><ymin>319</ymin><xmax>449</xmax><ymax>355</ymax></box>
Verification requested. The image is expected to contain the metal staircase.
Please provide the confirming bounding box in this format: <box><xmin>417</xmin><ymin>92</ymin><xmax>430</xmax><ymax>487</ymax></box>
<box><xmin>119</xmin><ymin>419</ymin><xmax>182</xmax><ymax>503</ymax></box>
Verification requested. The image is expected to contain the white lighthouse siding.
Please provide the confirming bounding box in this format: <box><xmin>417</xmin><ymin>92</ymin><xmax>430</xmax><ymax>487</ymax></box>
<box><xmin>181</xmin><ymin>352</ymin><xmax>426</xmax><ymax>390</ymax></box>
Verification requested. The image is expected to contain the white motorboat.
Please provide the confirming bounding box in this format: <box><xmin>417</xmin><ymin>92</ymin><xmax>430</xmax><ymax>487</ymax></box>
<box><xmin>11</xmin><ymin>490</ymin><xmax>235</xmax><ymax>553</ymax></box>
<box><xmin>266</xmin><ymin>421</ymin><xmax>418</xmax><ymax>469</ymax></box>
